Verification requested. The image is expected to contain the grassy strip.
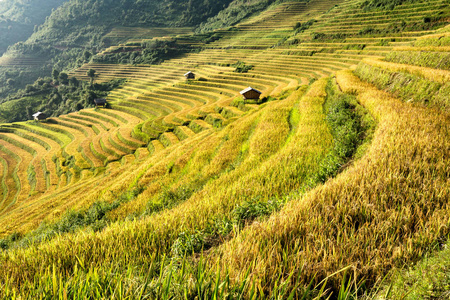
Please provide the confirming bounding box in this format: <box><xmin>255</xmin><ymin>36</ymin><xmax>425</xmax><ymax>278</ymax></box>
<box><xmin>108</xmin><ymin>136</ymin><xmax>134</xmax><ymax>155</ymax></box>
<box><xmin>26</xmin><ymin>164</ymin><xmax>37</xmax><ymax>193</ymax></box>
<box><xmin>0</xmin><ymin>157</ymin><xmax>8</xmax><ymax>204</ymax></box>
<box><xmin>11</xmin><ymin>124</ymin><xmax>66</xmax><ymax>147</ymax></box>
<box><xmin>385</xmin><ymin>51</ymin><xmax>450</xmax><ymax>70</ymax></box>
<box><xmin>310</xmin><ymin>78</ymin><xmax>375</xmax><ymax>184</ymax></box>
<box><xmin>89</xmin><ymin>142</ymin><xmax>108</xmax><ymax>164</ymax></box>
<box><xmin>117</xmin><ymin>130</ymin><xmax>144</xmax><ymax>148</ymax></box>
<box><xmin>0</xmin><ymin>253</ymin><xmax>347</xmax><ymax>299</ymax></box>
<box><xmin>32</xmin><ymin>122</ymin><xmax>75</xmax><ymax>142</ymax></box>
<box><xmin>40</xmin><ymin>158</ymin><xmax>50</xmax><ymax>191</ymax></box>
<box><xmin>132</xmin><ymin>123</ymin><xmax>152</xmax><ymax>143</ymax></box>
<box><xmin>99</xmin><ymin>138</ymin><xmax>120</xmax><ymax>158</ymax></box>
<box><xmin>377</xmin><ymin>240</ymin><xmax>450</xmax><ymax>299</ymax></box>
<box><xmin>354</xmin><ymin>61</ymin><xmax>449</xmax><ymax>110</ymax></box>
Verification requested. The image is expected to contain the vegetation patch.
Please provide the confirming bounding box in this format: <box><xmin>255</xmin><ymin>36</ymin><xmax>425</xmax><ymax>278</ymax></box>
<box><xmin>310</xmin><ymin>78</ymin><xmax>375</xmax><ymax>186</ymax></box>
<box><xmin>360</xmin><ymin>0</ymin><xmax>422</xmax><ymax>11</ymax></box>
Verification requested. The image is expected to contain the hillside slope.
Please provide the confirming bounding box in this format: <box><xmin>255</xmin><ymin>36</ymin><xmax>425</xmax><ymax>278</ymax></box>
<box><xmin>0</xmin><ymin>0</ymin><xmax>449</xmax><ymax>298</ymax></box>
<box><xmin>0</xmin><ymin>0</ymin><xmax>68</xmax><ymax>55</ymax></box>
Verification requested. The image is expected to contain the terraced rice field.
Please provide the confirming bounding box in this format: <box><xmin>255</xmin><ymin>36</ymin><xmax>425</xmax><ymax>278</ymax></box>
<box><xmin>0</xmin><ymin>0</ymin><xmax>447</xmax><ymax>237</ymax></box>
<box><xmin>0</xmin><ymin>0</ymin><xmax>449</xmax><ymax>297</ymax></box>
<box><xmin>104</xmin><ymin>27</ymin><xmax>194</xmax><ymax>41</ymax></box>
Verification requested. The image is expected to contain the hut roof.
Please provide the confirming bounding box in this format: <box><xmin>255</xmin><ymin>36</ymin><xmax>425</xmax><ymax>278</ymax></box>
<box><xmin>94</xmin><ymin>98</ymin><xmax>107</xmax><ymax>105</ymax></box>
<box><xmin>184</xmin><ymin>71</ymin><xmax>195</xmax><ymax>76</ymax></box>
<box><xmin>32</xmin><ymin>112</ymin><xmax>45</xmax><ymax>118</ymax></box>
<box><xmin>240</xmin><ymin>87</ymin><xmax>261</xmax><ymax>95</ymax></box>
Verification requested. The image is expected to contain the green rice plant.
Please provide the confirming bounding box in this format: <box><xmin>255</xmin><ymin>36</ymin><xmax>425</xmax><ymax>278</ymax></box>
<box><xmin>232</xmin><ymin>196</ymin><xmax>284</xmax><ymax>228</ymax></box>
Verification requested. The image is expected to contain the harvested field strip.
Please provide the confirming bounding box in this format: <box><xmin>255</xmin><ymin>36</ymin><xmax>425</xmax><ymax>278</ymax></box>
<box><xmin>78</xmin><ymin>111</ymin><xmax>119</xmax><ymax>127</ymax></box>
<box><xmin>0</xmin><ymin>127</ymin><xmax>51</xmax><ymax>151</ymax></box>
<box><xmin>9</xmin><ymin>125</ymin><xmax>66</xmax><ymax>188</ymax></box>
<box><xmin>148</xmin><ymin>140</ymin><xmax>165</xmax><ymax>154</ymax></box>
<box><xmin>30</xmin><ymin>122</ymin><xmax>74</xmax><ymax>144</ymax></box>
<box><xmin>138</xmin><ymin>92</ymin><xmax>204</xmax><ymax>108</ymax></box>
<box><xmin>79</xmin><ymin>139</ymin><xmax>103</xmax><ymax>168</ymax></box>
<box><xmin>129</xmin><ymin>97</ymin><xmax>182</xmax><ymax>114</ymax></box>
<box><xmin>0</xmin><ymin>157</ymin><xmax>7</xmax><ymax>203</ymax></box>
<box><xmin>0</xmin><ymin>140</ymin><xmax>31</xmax><ymax>208</ymax></box>
<box><xmin>92</xmin><ymin>109</ymin><xmax>133</xmax><ymax>124</ymax></box>
<box><xmin>106</xmin><ymin>104</ymin><xmax>151</xmax><ymax>121</ymax></box>
<box><xmin>0</xmin><ymin>133</ymin><xmax>49</xmax><ymax>194</ymax></box>
<box><xmin>58</xmin><ymin>117</ymin><xmax>100</xmax><ymax>136</ymax></box>
<box><xmin>0</xmin><ymin>145</ymin><xmax>20</xmax><ymax>212</ymax></box>
<box><xmin>89</xmin><ymin>141</ymin><xmax>108</xmax><ymax>164</ymax></box>
<box><xmin>6</xmin><ymin>129</ymin><xmax>59</xmax><ymax>189</ymax></box>
<box><xmin>0</xmin><ymin>134</ymin><xmax>37</xmax><ymax>157</ymax></box>
<box><xmin>161</xmin><ymin>86</ymin><xmax>218</xmax><ymax>103</ymax></box>
<box><xmin>65</xmin><ymin>114</ymin><xmax>112</xmax><ymax>132</ymax></box>
<box><xmin>393</xmin><ymin>46</ymin><xmax>450</xmax><ymax>52</ymax></box>
<box><xmin>109</xmin><ymin>101</ymin><xmax>159</xmax><ymax>120</ymax></box>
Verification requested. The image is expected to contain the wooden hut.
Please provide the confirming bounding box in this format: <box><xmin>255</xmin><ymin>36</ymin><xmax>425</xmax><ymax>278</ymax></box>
<box><xmin>32</xmin><ymin>112</ymin><xmax>47</xmax><ymax>121</ymax></box>
<box><xmin>184</xmin><ymin>71</ymin><xmax>195</xmax><ymax>80</ymax></box>
<box><xmin>240</xmin><ymin>87</ymin><xmax>262</xmax><ymax>100</ymax></box>
<box><xmin>94</xmin><ymin>98</ymin><xmax>107</xmax><ymax>108</ymax></box>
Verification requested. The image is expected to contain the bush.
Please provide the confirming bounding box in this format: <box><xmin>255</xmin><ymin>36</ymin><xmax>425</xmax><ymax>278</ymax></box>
<box><xmin>232</xmin><ymin>197</ymin><xmax>283</xmax><ymax>226</ymax></box>
<box><xmin>232</xmin><ymin>61</ymin><xmax>254</xmax><ymax>73</ymax></box>
<box><xmin>171</xmin><ymin>231</ymin><xmax>206</xmax><ymax>257</ymax></box>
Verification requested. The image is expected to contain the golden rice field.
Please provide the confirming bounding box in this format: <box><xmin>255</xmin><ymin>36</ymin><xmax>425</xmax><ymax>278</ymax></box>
<box><xmin>0</xmin><ymin>0</ymin><xmax>449</xmax><ymax>298</ymax></box>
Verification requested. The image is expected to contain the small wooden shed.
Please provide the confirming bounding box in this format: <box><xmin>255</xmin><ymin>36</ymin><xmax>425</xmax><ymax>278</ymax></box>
<box><xmin>240</xmin><ymin>87</ymin><xmax>262</xmax><ymax>100</ymax></box>
<box><xmin>32</xmin><ymin>112</ymin><xmax>47</xmax><ymax>121</ymax></box>
<box><xmin>184</xmin><ymin>71</ymin><xmax>195</xmax><ymax>80</ymax></box>
<box><xmin>94</xmin><ymin>98</ymin><xmax>107</xmax><ymax>108</ymax></box>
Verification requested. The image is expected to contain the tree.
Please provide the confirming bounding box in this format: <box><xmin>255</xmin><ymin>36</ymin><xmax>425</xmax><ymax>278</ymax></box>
<box><xmin>87</xmin><ymin>69</ymin><xmax>96</xmax><ymax>84</ymax></box>
<box><xmin>52</xmin><ymin>69</ymin><xmax>60</xmax><ymax>82</ymax></box>
<box><xmin>83</xmin><ymin>50</ymin><xmax>92</xmax><ymax>62</ymax></box>
<box><xmin>59</xmin><ymin>72</ymin><xmax>69</xmax><ymax>84</ymax></box>
<box><xmin>69</xmin><ymin>76</ymin><xmax>79</xmax><ymax>87</ymax></box>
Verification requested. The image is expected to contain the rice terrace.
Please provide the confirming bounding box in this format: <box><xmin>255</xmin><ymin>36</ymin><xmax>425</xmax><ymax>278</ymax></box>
<box><xmin>0</xmin><ymin>0</ymin><xmax>449</xmax><ymax>298</ymax></box>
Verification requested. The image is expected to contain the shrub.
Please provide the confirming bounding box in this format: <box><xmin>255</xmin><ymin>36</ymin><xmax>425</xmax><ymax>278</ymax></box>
<box><xmin>171</xmin><ymin>231</ymin><xmax>206</xmax><ymax>257</ymax></box>
<box><xmin>232</xmin><ymin>61</ymin><xmax>254</xmax><ymax>73</ymax></box>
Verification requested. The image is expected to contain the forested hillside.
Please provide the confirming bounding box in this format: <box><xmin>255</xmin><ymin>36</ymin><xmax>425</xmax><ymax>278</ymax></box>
<box><xmin>0</xmin><ymin>0</ymin><xmax>68</xmax><ymax>54</ymax></box>
<box><xmin>0</xmin><ymin>0</ymin><xmax>281</xmax><ymax>121</ymax></box>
